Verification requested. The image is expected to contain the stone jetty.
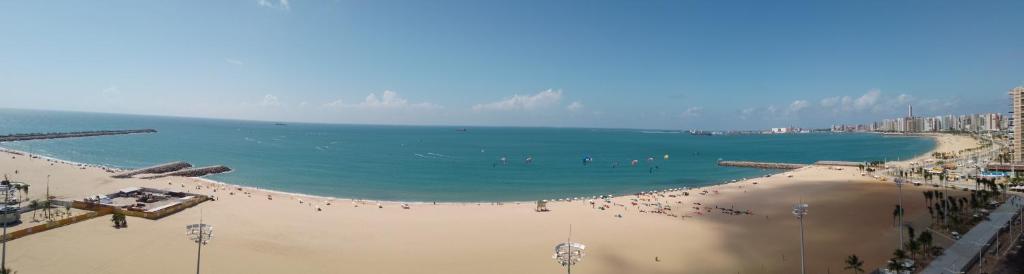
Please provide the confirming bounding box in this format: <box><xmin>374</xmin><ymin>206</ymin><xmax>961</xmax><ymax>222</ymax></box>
<box><xmin>113</xmin><ymin>161</ymin><xmax>193</xmax><ymax>178</ymax></box>
<box><xmin>717</xmin><ymin>161</ymin><xmax>807</xmax><ymax>169</ymax></box>
<box><xmin>813</xmin><ymin>161</ymin><xmax>866</xmax><ymax>167</ymax></box>
<box><xmin>141</xmin><ymin>165</ymin><xmax>232</xmax><ymax>179</ymax></box>
<box><xmin>0</xmin><ymin>129</ymin><xmax>157</xmax><ymax>142</ymax></box>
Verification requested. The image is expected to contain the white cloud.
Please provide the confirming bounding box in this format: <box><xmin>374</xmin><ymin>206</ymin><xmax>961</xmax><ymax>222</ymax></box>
<box><xmin>820</xmin><ymin>97</ymin><xmax>840</xmax><ymax>108</ymax></box>
<box><xmin>260</xmin><ymin>94</ymin><xmax>281</xmax><ymax>107</ymax></box>
<box><xmin>788</xmin><ymin>100</ymin><xmax>809</xmax><ymax>112</ymax></box>
<box><xmin>323</xmin><ymin>91</ymin><xmax>440</xmax><ymax>110</ymax></box>
<box><xmin>818</xmin><ymin>89</ymin><xmax>882</xmax><ymax>113</ymax></box>
<box><xmin>566</xmin><ymin>101</ymin><xmax>584</xmax><ymax>112</ymax></box>
<box><xmin>681</xmin><ymin>107</ymin><xmax>703</xmax><ymax>118</ymax></box>
<box><xmin>853</xmin><ymin>89</ymin><xmax>880</xmax><ymax>110</ymax></box>
<box><xmin>472</xmin><ymin>89</ymin><xmax>563</xmax><ymax>111</ymax></box>
<box><xmin>896</xmin><ymin>94</ymin><xmax>914</xmax><ymax>104</ymax></box>
<box><xmin>224</xmin><ymin>58</ymin><xmax>244</xmax><ymax>65</ymax></box>
<box><xmin>101</xmin><ymin>86</ymin><xmax>120</xmax><ymax>99</ymax></box>
<box><xmin>738</xmin><ymin>107</ymin><xmax>757</xmax><ymax>120</ymax></box>
<box><xmin>257</xmin><ymin>0</ymin><xmax>290</xmax><ymax>10</ymax></box>
<box><xmin>324</xmin><ymin>99</ymin><xmax>344</xmax><ymax>108</ymax></box>
<box><xmin>361</xmin><ymin>90</ymin><xmax>409</xmax><ymax>108</ymax></box>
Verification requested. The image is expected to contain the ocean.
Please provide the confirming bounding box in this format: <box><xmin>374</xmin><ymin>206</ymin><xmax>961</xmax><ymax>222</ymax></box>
<box><xmin>0</xmin><ymin>109</ymin><xmax>934</xmax><ymax>202</ymax></box>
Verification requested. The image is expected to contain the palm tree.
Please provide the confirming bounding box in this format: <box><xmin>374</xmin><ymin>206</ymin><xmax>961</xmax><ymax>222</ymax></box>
<box><xmin>844</xmin><ymin>254</ymin><xmax>865</xmax><ymax>274</ymax></box>
<box><xmin>888</xmin><ymin>249</ymin><xmax>909</xmax><ymax>272</ymax></box>
<box><xmin>40</xmin><ymin>199</ymin><xmax>53</xmax><ymax>223</ymax></box>
<box><xmin>0</xmin><ymin>267</ymin><xmax>16</xmax><ymax>274</ymax></box>
<box><xmin>892</xmin><ymin>205</ymin><xmax>903</xmax><ymax>227</ymax></box>
<box><xmin>12</xmin><ymin>184</ymin><xmax>27</xmax><ymax>201</ymax></box>
<box><xmin>918</xmin><ymin>231</ymin><xmax>934</xmax><ymax>257</ymax></box>
<box><xmin>111</xmin><ymin>212</ymin><xmax>126</xmax><ymax>229</ymax></box>
<box><xmin>27</xmin><ymin>200</ymin><xmax>39</xmax><ymax>222</ymax></box>
<box><xmin>904</xmin><ymin>240</ymin><xmax>921</xmax><ymax>259</ymax></box>
<box><xmin>887</xmin><ymin>259</ymin><xmax>903</xmax><ymax>273</ymax></box>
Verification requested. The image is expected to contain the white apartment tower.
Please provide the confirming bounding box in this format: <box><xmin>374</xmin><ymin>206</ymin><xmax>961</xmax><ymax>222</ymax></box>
<box><xmin>1012</xmin><ymin>86</ymin><xmax>1024</xmax><ymax>162</ymax></box>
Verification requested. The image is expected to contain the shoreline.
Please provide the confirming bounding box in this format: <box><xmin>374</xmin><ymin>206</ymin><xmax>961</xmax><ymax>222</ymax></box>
<box><xmin>0</xmin><ymin>132</ymin><xmax>947</xmax><ymax>204</ymax></box>
<box><xmin>1</xmin><ymin>133</ymin><xmax>987</xmax><ymax>274</ymax></box>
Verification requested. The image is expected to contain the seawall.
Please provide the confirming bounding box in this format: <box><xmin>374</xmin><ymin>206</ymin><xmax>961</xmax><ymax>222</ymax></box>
<box><xmin>141</xmin><ymin>165</ymin><xmax>232</xmax><ymax>179</ymax></box>
<box><xmin>718</xmin><ymin>161</ymin><xmax>808</xmax><ymax>169</ymax></box>
<box><xmin>0</xmin><ymin>129</ymin><xmax>157</xmax><ymax>142</ymax></box>
<box><xmin>113</xmin><ymin>161</ymin><xmax>193</xmax><ymax>178</ymax></box>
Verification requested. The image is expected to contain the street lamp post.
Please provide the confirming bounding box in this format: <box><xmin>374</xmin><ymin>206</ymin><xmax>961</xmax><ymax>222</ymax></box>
<box><xmin>186</xmin><ymin>218</ymin><xmax>213</xmax><ymax>274</ymax></box>
<box><xmin>553</xmin><ymin>227</ymin><xmax>585</xmax><ymax>274</ymax></box>
<box><xmin>793</xmin><ymin>203</ymin><xmax>809</xmax><ymax>274</ymax></box>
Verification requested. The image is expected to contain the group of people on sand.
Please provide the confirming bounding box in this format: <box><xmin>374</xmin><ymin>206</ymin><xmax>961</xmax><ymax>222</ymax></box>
<box><xmin>577</xmin><ymin>182</ymin><xmax>760</xmax><ymax>220</ymax></box>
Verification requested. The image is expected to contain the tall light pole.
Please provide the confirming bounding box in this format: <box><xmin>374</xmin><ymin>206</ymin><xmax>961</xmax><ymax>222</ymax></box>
<box><xmin>186</xmin><ymin>215</ymin><xmax>213</xmax><ymax>274</ymax></box>
<box><xmin>793</xmin><ymin>203</ymin><xmax>808</xmax><ymax>274</ymax></box>
<box><xmin>895</xmin><ymin>178</ymin><xmax>905</xmax><ymax>249</ymax></box>
<box><xmin>553</xmin><ymin>226</ymin><xmax>585</xmax><ymax>274</ymax></box>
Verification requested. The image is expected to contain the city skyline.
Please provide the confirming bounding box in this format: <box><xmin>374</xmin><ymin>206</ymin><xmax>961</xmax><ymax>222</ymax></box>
<box><xmin>2</xmin><ymin>1</ymin><xmax>1022</xmax><ymax>130</ymax></box>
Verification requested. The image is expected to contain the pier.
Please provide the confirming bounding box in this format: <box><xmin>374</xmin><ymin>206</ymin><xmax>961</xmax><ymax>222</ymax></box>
<box><xmin>140</xmin><ymin>165</ymin><xmax>232</xmax><ymax>179</ymax></box>
<box><xmin>113</xmin><ymin>161</ymin><xmax>192</xmax><ymax>178</ymax></box>
<box><xmin>718</xmin><ymin>161</ymin><xmax>808</xmax><ymax>169</ymax></box>
<box><xmin>114</xmin><ymin>162</ymin><xmax>231</xmax><ymax>179</ymax></box>
<box><xmin>0</xmin><ymin>129</ymin><xmax>157</xmax><ymax>142</ymax></box>
<box><xmin>813</xmin><ymin>161</ymin><xmax>867</xmax><ymax>167</ymax></box>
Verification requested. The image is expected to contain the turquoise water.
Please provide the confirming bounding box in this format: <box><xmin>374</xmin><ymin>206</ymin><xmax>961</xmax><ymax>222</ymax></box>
<box><xmin>0</xmin><ymin>109</ymin><xmax>934</xmax><ymax>202</ymax></box>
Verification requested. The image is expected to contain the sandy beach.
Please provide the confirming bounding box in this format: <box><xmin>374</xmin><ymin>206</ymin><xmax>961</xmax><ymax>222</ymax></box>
<box><xmin>0</xmin><ymin>133</ymin><xmax>981</xmax><ymax>273</ymax></box>
<box><xmin>889</xmin><ymin>133</ymin><xmax>983</xmax><ymax>168</ymax></box>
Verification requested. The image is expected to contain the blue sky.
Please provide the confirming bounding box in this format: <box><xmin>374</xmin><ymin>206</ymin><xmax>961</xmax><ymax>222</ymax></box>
<box><xmin>1</xmin><ymin>1</ymin><xmax>1022</xmax><ymax>130</ymax></box>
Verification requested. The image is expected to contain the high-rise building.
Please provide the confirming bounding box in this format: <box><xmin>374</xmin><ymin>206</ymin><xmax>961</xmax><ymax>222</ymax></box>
<box><xmin>1011</xmin><ymin>86</ymin><xmax>1024</xmax><ymax>162</ymax></box>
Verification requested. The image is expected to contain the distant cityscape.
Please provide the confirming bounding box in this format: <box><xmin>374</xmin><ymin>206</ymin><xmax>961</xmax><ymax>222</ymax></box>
<box><xmin>830</xmin><ymin>111</ymin><xmax>1005</xmax><ymax>133</ymax></box>
<box><xmin>690</xmin><ymin>111</ymin><xmax>1006</xmax><ymax>136</ymax></box>
<box><xmin>801</xmin><ymin>87</ymin><xmax>1023</xmax><ymax>134</ymax></box>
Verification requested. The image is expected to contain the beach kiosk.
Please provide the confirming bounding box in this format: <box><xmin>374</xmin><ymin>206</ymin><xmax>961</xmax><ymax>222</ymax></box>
<box><xmin>0</xmin><ymin>183</ymin><xmax>20</xmax><ymax>225</ymax></box>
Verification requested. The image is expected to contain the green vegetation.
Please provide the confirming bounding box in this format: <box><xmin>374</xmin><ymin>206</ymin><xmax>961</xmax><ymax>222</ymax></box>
<box><xmin>844</xmin><ymin>254</ymin><xmax>864</xmax><ymax>274</ymax></box>
<box><xmin>111</xmin><ymin>212</ymin><xmax>127</xmax><ymax>229</ymax></box>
